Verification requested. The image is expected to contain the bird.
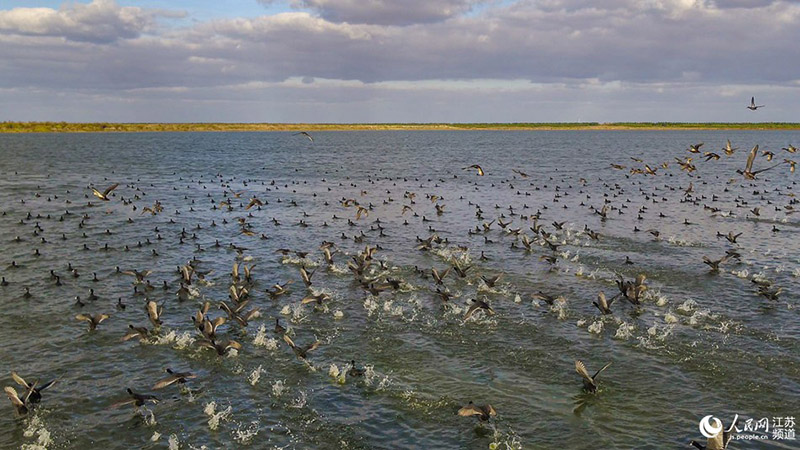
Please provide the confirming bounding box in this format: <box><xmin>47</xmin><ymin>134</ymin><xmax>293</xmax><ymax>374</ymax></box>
<box><xmin>75</xmin><ymin>313</ymin><xmax>110</xmax><ymax>331</ymax></box>
<box><xmin>122</xmin><ymin>324</ymin><xmax>150</xmax><ymax>342</ymax></box>
<box><xmin>293</xmin><ymin>131</ymin><xmax>313</xmax><ymax>141</ymax></box>
<box><xmin>464</xmin><ymin>298</ymin><xmax>495</xmax><ymax>321</ymax></box>
<box><xmin>739</xmin><ymin>145</ymin><xmax>779</xmax><ymax>180</ymax></box>
<box><xmin>198</xmin><ymin>339</ymin><xmax>242</xmax><ymax>356</ymax></box>
<box><xmin>121</xmin><ymin>269</ymin><xmax>152</xmax><ymax>283</ymax></box>
<box><xmin>111</xmin><ymin>388</ymin><xmax>159</xmax><ymax>409</ymax></box>
<box><xmin>152</xmin><ymin>369</ymin><xmax>197</xmax><ymax>390</ymax></box>
<box><xmin>512</xmin><ymin>169</ymin><xmax>529</xmax><ymax>178</ymax></box>
<box><xmin>463</xmin><ymin>165</ymin><xmax>485</xmax><ymax>176</ymax></box>
<box><xmin>10</xmin><ymin>372</ymin><xmax>57</xmax><ymax>404</ymax></box>
<box><xmin>4</xmin><ymin>386</ymin><xmax>33</xmax><ymax>416</ymax></box>
<box><xmin>283</xmin><ymin>334</ymin><xmax>320</xmax><ymax>360</ymax></box>
<box><xmin>347</xmin><ymin>360</ymin><xmax>366</xmax><ymax>377</ymax></box>
<box><xmin>702</xmin><ymin>255</ymin><xmax>729</xmax><ymax>272</ymax></box>
<box><xmin>145</xmin><ymin>300</ymin><xmax>163</xmax><ymax>327</ymax></box>
<box><xmin>593</xmin><ymin>292</ymin><xmax>614</xmax><ymax>315</ymax></box>
<box><xmin>688</xmin><ymin>143</ymin><xmax>704</xmax><ymax>153</ymax></box>
<box><xmin>457</xmin><ymin>401</ymin><xmax>497</xmax><ymax>421</ymax></box>
<box><xmin>746</xmin><ymin>96</ymin><xmax>764</xmax><ymax>110</ymax></box>
<box><xmin>722</xmin><ymin>140</ymin><xmax>737</xmax><ymax>156</ymax></box>
<box><xmin>690</xmin><ymin>416</ymin><xmax>737</xmax><ymax>449</ymax></box>
<box><xmin>575</xmin><ymin>360</ymin><xmax>611</xmax><ymax>393</ymax></box>
<box><xmin>91</xmin><ymin>183</ymin><xmax>119</xmax><ymax>201</ymax></box>
<box><xmin>481</xmin><ymin>274</ymin><xmax>502</xmax><ymax>288</ymax></box>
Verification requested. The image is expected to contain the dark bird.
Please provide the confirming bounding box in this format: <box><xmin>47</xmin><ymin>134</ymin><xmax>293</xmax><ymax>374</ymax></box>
<box><xmin>75</xmin><ymin>313</ymin><xmax>110</xmax><ymax>331</ymax></box>
<box><xmin>575</xmin><ymin>360</ymin><xmax>611</xmax><ymax>393</ymax></box>
<box><xmin>283</xmin><ymin>334</ymin><xmax>320</xmax><ymax>360</ymax></box>
<box><xmin>111</xmin><ymin>388</ymin><xmax>159</xmax><ymax>409</ymax></box>
<box><xmin>457</xmin><ymin>401</ymin><xmax>497</xmax><ymax>421</ymax></box>
<box><xmin>152</xmin><ymin>369</ymin><xmax>197</xmax><ymax>390</ymax></box>
<box><xmin>746</xmin><ymin>96</ymin><xmax>764</xmax><ymax>110</ymax></box>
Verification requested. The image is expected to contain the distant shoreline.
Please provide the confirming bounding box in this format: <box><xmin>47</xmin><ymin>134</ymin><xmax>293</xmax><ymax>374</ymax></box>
<box><xmin>2</xmin><ymin>122</ymin><xmax>800</xmax><ymax>133</ymax></box>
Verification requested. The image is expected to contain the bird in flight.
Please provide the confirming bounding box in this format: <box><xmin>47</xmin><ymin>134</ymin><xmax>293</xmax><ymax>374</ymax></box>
<box><xmin>747</xmin><ymin>96</ymin><xmax>764</xmax><ymax>110</ymax></box>
<box><xmin>92</xmin><ymin>183</ymin><xmax>118</xmax><ymax>201</ymax></box>
<box><xmin>293</xmin><ymin>131</ymin><xmax>313</xmax><ymax>141</ymax></box>
<box><xmin>463</xmin><ymin>165</ymin><xmax>484</xmax><ymax>176</ymax></box>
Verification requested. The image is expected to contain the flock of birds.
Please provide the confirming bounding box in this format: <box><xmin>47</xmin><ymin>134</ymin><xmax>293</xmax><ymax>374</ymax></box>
<box><xmin>2</xmin><ymin>129</ymin><xmax>798</xmax><ymax>449</ymax></box>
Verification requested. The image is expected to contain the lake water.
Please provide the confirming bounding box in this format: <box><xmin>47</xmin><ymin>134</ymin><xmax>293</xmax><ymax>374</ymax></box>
<box><xmin>0</xmin><ymin>130</ymin><xmax>798</xmax><ymax>449</ymax></box>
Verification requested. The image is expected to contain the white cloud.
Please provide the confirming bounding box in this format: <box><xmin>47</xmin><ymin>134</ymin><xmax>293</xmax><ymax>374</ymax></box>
<box><xmin>0</xmin><ymin>0</ymin><xmax>184</xmax><ymax>43</ymax></box>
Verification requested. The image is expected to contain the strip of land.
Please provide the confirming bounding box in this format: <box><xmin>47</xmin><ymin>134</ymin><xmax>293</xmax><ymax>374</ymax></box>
<box><xmin>2</xmin><ymin>122</ymin><xmax>800</xmax><ymax>133</ymax></box>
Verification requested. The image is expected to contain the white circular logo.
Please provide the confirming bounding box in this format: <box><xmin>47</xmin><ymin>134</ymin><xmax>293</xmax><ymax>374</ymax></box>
<box><xmin>699</xmin><ymin>415</ymin><xmax>723</xmax><ymax>438</ymax></box>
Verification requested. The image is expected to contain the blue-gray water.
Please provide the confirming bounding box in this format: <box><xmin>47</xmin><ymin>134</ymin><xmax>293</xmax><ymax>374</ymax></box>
<box><xmin>0</xmin><ymin>130</ymin><xmax>798</xmax><ymax>449</ymax></box>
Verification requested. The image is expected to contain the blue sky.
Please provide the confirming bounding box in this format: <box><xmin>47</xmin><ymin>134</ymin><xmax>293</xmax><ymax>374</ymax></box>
<box><xmin>0</xmin><ymin>0</ymin><xmax>798</xmax><ymax>122</ymax></box>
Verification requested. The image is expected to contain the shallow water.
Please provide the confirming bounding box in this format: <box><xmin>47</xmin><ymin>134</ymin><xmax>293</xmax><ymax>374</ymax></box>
<box><xmin>0</xmin><ymin>130</ymin><xmax>798</xmax><ymax>449</ymax></box>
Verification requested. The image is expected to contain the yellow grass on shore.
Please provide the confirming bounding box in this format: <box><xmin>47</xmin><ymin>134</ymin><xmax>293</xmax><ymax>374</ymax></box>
<box><xmin>2</xmin><ymin>122</ymin><xmax>800</xmax><ymax>133</ymax></box>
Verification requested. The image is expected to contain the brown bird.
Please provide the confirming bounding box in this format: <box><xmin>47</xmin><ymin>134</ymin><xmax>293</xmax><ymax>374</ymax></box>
<box><xmin>152</xmin><ymin>369</ymin><xmax>197</xmax><ymax>390</ymax></box>
<box><xmin>463</xmin><ymin>164</ymin><xmax>485</xmax><ymax>176</ymax></box>
<box><xmin>283</xmin><ymin>334</ymin><xmax>320</xmax><ymax>360</ymax></box>
<box><xmin>111</xmin><ymin>388</ymin><xmax>159</xmax><ymax>409</ymax></box>
<box><xmin>458</xmin><ymin>401</ymin><xmax>497</xmax><ymax>421</ymax></box>
<box><xmin>575</xmin><ymin>360</ymin><xmax>611</xmax><ymax>393</ymax></box>
<box><xmin>92</xmin><ymin>183</ymin><xmax>119</xmax><ymax>201</ymax></box>
<box><xmin>75</xmin><ymin>313</ymin><xmax>110</xmax><ymax>331</ymax></box>
<box><xmin>464</xmin><ymin>298</ymin><xmax>495</xmax><ymax>321</ymax></box>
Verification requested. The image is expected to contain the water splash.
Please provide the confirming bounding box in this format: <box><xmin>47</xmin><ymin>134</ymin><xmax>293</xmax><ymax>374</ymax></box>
<box><xmin>271</xmin><ymin>380</ymin><xmax>287</xmax><ymax>398</ymax></box>
<box><xmin>248</xmin><ymin>365</ymin><xmax>264</xmax><ymax>386</ymax></box>
<box><xmin>168</xmin><ymin>434</ymin><xmax>180</xmax><ymax>450</ymax></box>
<box><xmin>203</xmin><ymin>401</ymin><xmax>232</xmax><ymax>431</ymax></box>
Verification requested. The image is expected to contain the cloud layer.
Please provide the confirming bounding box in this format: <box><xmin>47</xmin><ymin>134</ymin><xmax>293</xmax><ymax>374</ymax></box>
<box><xmin>0</xmin><ymin>0</ymin><xmax>798</xmax><ymax>122</ymax></box>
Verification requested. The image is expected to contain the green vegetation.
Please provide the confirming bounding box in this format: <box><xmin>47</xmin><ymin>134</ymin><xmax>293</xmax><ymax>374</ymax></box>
<box><xmin>2</xmin><ymin>121</ymin><xmax>800</xmax><ymax>133</ymax></box>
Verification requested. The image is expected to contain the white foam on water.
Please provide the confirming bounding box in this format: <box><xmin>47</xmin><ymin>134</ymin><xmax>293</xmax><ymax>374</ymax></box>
<box><xmin>233</xmin><ymin>422</ymin><xmax>259</xmax><ymax>444</ymax></box>
<box><xmin>168</xmin><ymin>434</ymin><xmax>180</xmax><ymax>450</ymax></box>
<box><xmin>248</xmin><ymin>365</ymin><xmax>264</xmax><ymax>386</ymax></box>
<box><xmin>329</xmin><ymin>363</ymin><xmax>346</xmax><ymax>384</ymax></box>
<box><xmin>328</xmin><ymin>263</ymin><xmax>350</xmax><ymax>275</ymax></box>
<box><xmin>677</xmin><ymin>299</ymin><xmax>698</xmax><ymax>314</ymax></box>
<box><xmin>664</xmin><ymin>312</ymin><xmax>679</xmax><ymax>324</ymax></box>
<box><xmin>151</xmin><ymin>432</ymin><xmax>161</xmax><ymax>442</ymax></box>
<box><xmin>363</xmin><ymin>295</ymin><xmax>379</xmax><ymax>316</ymax></box>
<box><xmin>203</xmin><ymin>402</ymin><xmax>232</xmax><ymax>431</ymax></box>
<box><xmin>271</xmin><ymin>380</ymin><xmax>287</xmax><ymax>398</ymax></box>
<box><xmin>588</xmin><ymin>320</ymin><xmax>604</xmax><ymax>334</ymax></box>
<box><xmin>290</xmin><ymin>390</ymin><xmax>308</xmax><ymax>409</ymax></box>
<box><xmin>333</xmin><ymin>309</ymin><xmax>344</xmax><ymax>319</ymax></box>
<box><xmin>614</xmin><ymin>322</ymin><xmax>636</xmax><ymax>340</ymax></box>
<box><xmin>252</xmin><ymin>325</ymin><xmax>278</xmax><ymax>350</ymax></box>
<box><xmin>732</xmin><ymin>268</ymin><xmax>749</xmax><ymax>278</ymax></box>
<box><xmin>21</xmin><ymin>416</ymin><xmax>52</xmax><ymax>450</ymax></box>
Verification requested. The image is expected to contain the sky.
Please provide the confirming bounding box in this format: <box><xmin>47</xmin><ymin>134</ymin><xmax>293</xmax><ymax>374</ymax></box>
<box><xmin>0</xmin><ymin>0</ymin><xmax>798</xmax><ymax>123</ymax></box>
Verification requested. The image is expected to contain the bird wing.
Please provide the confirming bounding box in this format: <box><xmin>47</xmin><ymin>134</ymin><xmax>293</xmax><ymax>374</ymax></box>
<box><xmin>458</xmin><ymin>404</ymin><xmax>482</xmax><ymax>417</ymax></box>
<box><xmin>152</xmin><ymin>376</ymin><xmax>180</xmax><ymax>390</ymax></box>
<box><xmin>575</xmin><ymin>360</ymin><xmax>593</xmax><ymax>382</ymax></box>
<box><xmin>592</xmin><ymin>362</ymin><xmax>612</xmax><ymax>379</ymax></box>
<box><xmin>745</xmin><ymin>145</ymin><xmax>758</xmax><ymax>173</ymax></box>
<box><xmin>464</xmin><ymin>303</ymin><xmax>480</xmax><ymax>321</ymax></box>
<box><xmin>4</xmin><ymin>387</ymin><xmax>24</xmax><ymax>406</ymax></box>
<box><xmin>146</xmin><ymin>301</ymin><xmax>159</xmax><ymax>321</ymax></box>
<box><xmin>102</xmin><ymin>183</ymin><xmax>119</xmax><ymax>197</ymax></box>
<box><xmin>596</xmin><ymin>292</ymin><xmax>608</xmax><ymax>310</ymax></box>
<box><xmin>10</xmin><ymin>372</ymin><xmax>30</xmax><ymax>389</ymax></box>
<box><xmin>283</xmin><ymin>334</ymin><xmax>296</xmax><ymax>349</ymax></box>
